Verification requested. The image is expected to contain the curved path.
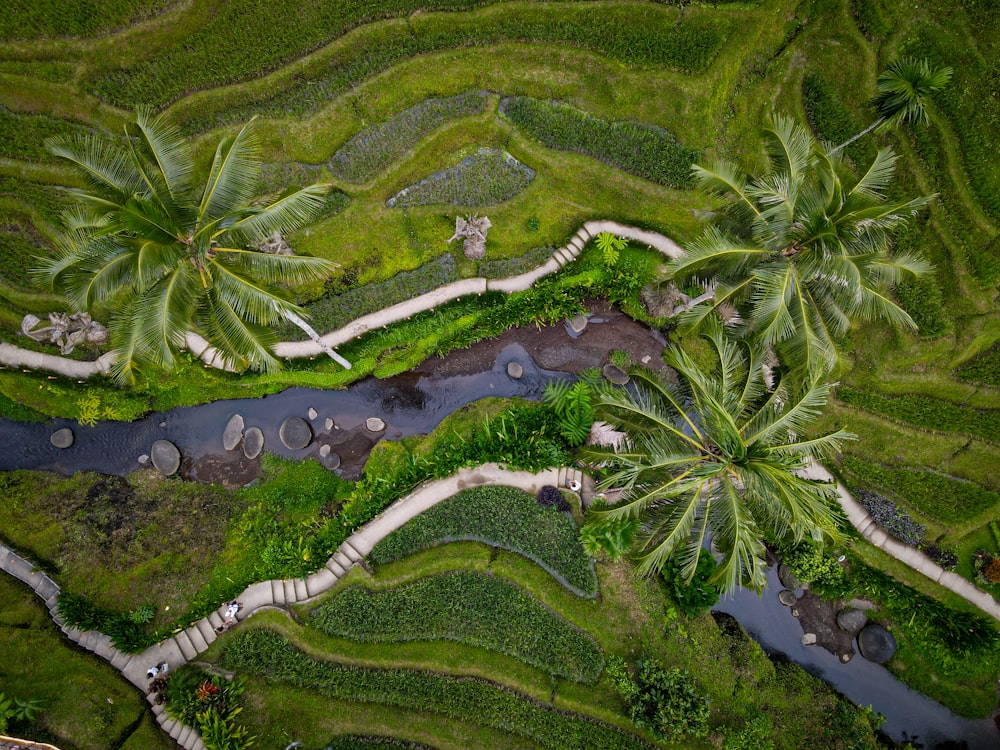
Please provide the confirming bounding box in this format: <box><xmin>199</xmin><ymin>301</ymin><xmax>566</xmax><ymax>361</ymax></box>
<box><xmin>2</xmin><ymin>459</ymin><xmax>999</xmax><ymax>749</ymax></box>
<box><xmin>0</xmin><ymin>221</ymin><xmax>682</xmax><ymax>376</ymax></box>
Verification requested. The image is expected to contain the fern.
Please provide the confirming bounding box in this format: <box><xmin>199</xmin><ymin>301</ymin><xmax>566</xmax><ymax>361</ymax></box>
<box><xmin>543</xmin><ymin>380</ymin><xmax>594</xmax><ymax>445</ymax></box>
<box><xmin>594</xmin><ymin>232</ymin><xmax>628</xmax><ymax>267</ymax></box>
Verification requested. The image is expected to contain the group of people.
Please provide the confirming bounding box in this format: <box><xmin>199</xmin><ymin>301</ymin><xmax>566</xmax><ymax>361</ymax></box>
<box><xmin>146</xmin><ymin>601</ymin><xmax>244</xmax><ymax>684</ymax></box>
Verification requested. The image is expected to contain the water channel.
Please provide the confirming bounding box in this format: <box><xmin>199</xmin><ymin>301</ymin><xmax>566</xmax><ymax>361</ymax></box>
<box><xmin>1</xmin><ymin>333</ymin><xmax>997</xmax><ymax>748</ymax></box>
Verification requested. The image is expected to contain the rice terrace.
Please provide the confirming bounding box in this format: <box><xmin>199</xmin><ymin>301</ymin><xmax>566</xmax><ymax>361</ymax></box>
<box><xmin>1</xmin><ymin>0</ymin><xmax>999</xmax><ymax>748</ymax></box>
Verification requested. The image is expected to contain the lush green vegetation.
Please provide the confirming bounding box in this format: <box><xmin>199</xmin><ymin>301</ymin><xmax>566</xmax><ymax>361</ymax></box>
<box><xmin>0</xmin><ymin>0</ymin><xmax>172</xmax><ymax>39</ymax></box>
<box><xmin>386</xmin><ymin>148</ymin><xmax>535</xmax><ymax>207</ymax></box>
<box><xmin>222</xmin><ymin>628</ymin><xmax>652</xmax><ymax>750</ymax></box>
<box><xmin>370</xmin><ymin>485</ymin><xmax>597</xmax><ymax>595</ymax></box>
<box><xmin>311</xmin><ymin>570</ymin><xmax>604</xmax><ymax>682</ymax></box>
<box><xmin>956</xmin><ymin>343</ymin><xmax>1000</xmax><ymax>386</ymax></box>
<box><xmin>501</xmin><ymin>97</ymin><xmax>698</xmax><ymax>188</ymax></box>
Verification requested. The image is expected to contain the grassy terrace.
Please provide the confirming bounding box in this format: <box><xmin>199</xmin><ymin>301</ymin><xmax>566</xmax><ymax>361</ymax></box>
<box><xmin>1</xmin><ymin>0</ymin><xmax>999</xmax><ymax>745</ymax></box>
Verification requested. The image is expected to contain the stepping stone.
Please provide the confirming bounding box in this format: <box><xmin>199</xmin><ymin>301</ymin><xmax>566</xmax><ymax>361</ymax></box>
<box><xmin>567</xmin><ymin>313</ymin><xmax>588</xmax><ymax>335</ymax></box>
<box><xmin>836</xmin><ymin>607</ymin><xmax>868</xmax><ymax>635</ymax></box>
<box><xmin>366</xmin><ymin>417</ymin><xmax>386</xmax><ymax>433</ymax></box>
<box><xmin>151</xmin><ymin>440</ymin><xmax>180</xmax><ymax>476</ymax></box>
<box><xmin>507</xmin><ymin>362</ymin><xmax>523</xmax><ymax>379</ymax></box>
<box><xmin>858</xmin><ymin>624</ymin><xmax>897</xmax><ymax>663</ymax></box>
<box><xmin>50</xmin><ymin>427</ymin><xmax>74</xmax><ymax>449</ymax></box>
<box><xmin>308</xmin><ymin>407</ymin><xmax>318</xmax><ymax>420</ymax></box>
<box><xmin>319</xmin><ymin>444</ymin><xmax>331</xmax><ymax>458</ymax></box>
<box><xmin>801</xmin><ymin>633</ymin><xmax>817</xmax><ymax>646</ymax></box>
<box><xmin>323</xmin><ymin>452</ymin><xmax>341</xmax><ymax>470</ymax></box>
<box><xmin>324</xmin><ymin>417</ymin><xmax>334</xmax><ymax>430</ymax></box>
<box><xmin>279</xmin><ymin>417</ymin><xmax>312</xmax><ymax>450</ymax></box>
<box><xmin>243</xmin><ymin>427</ymin><xmax>264</xmax><ymax>459</ymax></box>
<box><xmin>602</xmin><ymin>363</ymin><xmax>629</xmax><ymax>385</ymax></box>
<box><xmin>778</xmin><ymin>589</ymin><xmax>797</xmax><ymax>606</ymax></box>
<box><xmin>222</xmin><ymin>414</ymin><xmax>244</xmax><ymax>451</ymax></box>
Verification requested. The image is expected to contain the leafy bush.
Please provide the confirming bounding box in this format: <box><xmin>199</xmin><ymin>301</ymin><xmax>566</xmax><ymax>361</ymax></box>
<box><xmin>536</xmin><ymin>485</ymin><xmax>569</xmax><ymax>512</ymax></box>
<box><xmin>330</xmin><ymin>91</ymin><xmax>489</xmax><ymax>182</ymax></box>
<box><xmin>222</xmin><ymin>629</ymin><xmax>652</xmax><ymax>750</ymax></box>
<box><xmin>370</xmin><ymin>484</ymin><xmax>596</xmax><ymax>596</ymax></box>
<box><xmin>0</xmin><ymin>691</ymin><xmax>43</xmax><ymax>735</ymax></box>
<box><xmin>662</xmin><ymin>549</ymin><xmax>721</xmax><ymax>617</ymax></box>
<box><xmin>581</xmin><ymin>499</ymin><xmax>639</xmax><ymax>563</ymax></box>
<box><xmin>778</xmin><ymin>542</ymin><xmax>849</xmax><ymax>597</ymax></box>
<box><xmin>56</xmin><ymin>593</ymin><xmax>154</xmax><ymax>653</ymax></box>
<box><xmin>837</xmin><ymin>385</ymin><xmax>1000</xmax><ymax>446</ymax></box>
<box><xmin>841</xmin><ymin>454</ymin><xmax>1000</xmax><ymax>524</ymax></box>
<box><xmin>311</xmin><ymin>570</ymin><xmax>604</xmax><ymax>682</ymax></box>
<box><xmin>277</xmin><ymin>254</ymin><xmax>459</xmax><ymax>339</ymax></box>
<box><xmin>501</xmin><ymin>97</ymin><xmax>698</xmax><ymax>188</ymax></box>
<box><xmin>610</xmin><ymin>658</ymin><xmax>710</xmax><ymax>743</ymax></box>
<box><xmin>386</xmin><ymin>148</ymin><xmax>535</xmax><ymax>207</ymax></box>
<box><xmin>855</xmin><ymin>489</ymin><xmax>925</xmax><ymax>546</ymax></box>
<box><xmin>956</xmin><ymin>343</ymin><xmax>1000</xmax><ymax>386</ymax></box>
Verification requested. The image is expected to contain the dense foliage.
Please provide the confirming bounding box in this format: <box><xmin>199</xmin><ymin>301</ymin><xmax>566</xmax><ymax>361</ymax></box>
<box><xmin>370</xmin><ymin>485</ymin><xmax>596</xmax><ymax>595</ymax></box>
<box><xmin>501</xmin><ymin>97</ymin><xmax>698</xmax><ymax>188</ymax></box>
<box><xmin>1</xmin><ymin>0</ymin><xmax>171</xmax><ymax>39</ymax></box>
<box><xmin>610</xmin><ymin>657</ymin><xmax>710</xmax><ymax>743</ymax></box>
<box><xmin>311</xmin><ymin>571</ymin><xmax>604</xmax><ymax>682</ymax></box>
<box><xmin>661</xmin><ymin>549</ymin><xmax>721</xmax><ymax>617</ymax></box>
<box><xmin>222</xmin><ymin>629</ymin><xmax>653</xmax><ymax>750</ymax></box>
<box><xmin>330</xmin><ymin>91</ymin><xmax>489</xmax><ymax>182</ymax></box>
<box><xmin>387</xmin><ymin>148</ymin><xmax>535</xmax><ymax>207</ymax></box>
<box><xmin>163</xmin><ymin>665</ymin><xmax>255</xmax><ymax>750</ymax></box>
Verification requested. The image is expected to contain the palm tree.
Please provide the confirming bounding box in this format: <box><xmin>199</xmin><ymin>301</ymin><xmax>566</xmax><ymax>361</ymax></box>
<box><xmin>580</xmin><ymin>322</ymin><xmax>856</xmax><ymax>592</ymax></box>
<box><xmin>831</xmin><ymin>57</ymin><xmax>952</xmax><ymax>154</ymax></box>
<box><xmin>666</xmin><ymin>115</ymin><xmax>933</xmax><ymax>376</ymax></box>
<box><xmin>39</xmin><ymin>110</ymin><xmax>348</xmax><ymax>384</ymax></box>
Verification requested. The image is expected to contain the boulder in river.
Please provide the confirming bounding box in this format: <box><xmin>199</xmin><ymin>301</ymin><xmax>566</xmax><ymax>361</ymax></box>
<box><xmin>243</xmin><ymin>427</ymin><xmax>264</xmax><ymax>459</ymax></box>
<box><xmin>223</xmin><ymin>414</ymin><xmax>244</xmax><ymax>451</ymax></box>
<box><xmin>325</xmin><ymin>417</ymin><xmax>334</xmax><ymax>430</ymax></box>
<box><xmin>801</xmin><ymin>633</ymin><xmax>817</xmax><ymax>646</ymax></box>
<box><xmin>279</xmin><ymin>417</ymin><xmax>312</xmax><ymax>450</ymax></box>
<box><xmin>836</xmin><ymin>608</ymin><xmax>868</xmax><ymax>635</ymax></box>
<box><xmin>151</xmin><ymin>439</ymin><xmax>181</xmax><ymax>476</ymax></box>
<box><xmin>50</xmin><ymin>427</ymin><xmax>74</xmax><ymax>449</ymax></box>
<box><xmin>567</xmin><ymin>313</ymin><xmax>588</xmax><ymax>335</ymax></box>
<box><xmin>507</xmin><ymin>361</ymin><xmax>523</xmax><ymax>379</ymax></box>
<box><xmin>858</xmin><ymin>624</ymin><xmax>897</xmax><ymax>664</ymax></box>
<box><xmin>778</xmin><ymin>564</ymin><xmax>801</xmax><ymax>590</ymax></box>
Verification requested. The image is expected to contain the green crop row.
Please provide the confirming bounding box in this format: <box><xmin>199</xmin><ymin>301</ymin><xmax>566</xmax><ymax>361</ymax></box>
<box><xmin>370</xmin><ymin>485</ymin><xmax>597</xmax><ymax>596</ymax></box>
<box><xmin>477</xmin><ymin>245</ymin><xmax>554</xmax><ymax>278</ymax></box>
<box><xmin>800</xmin><ymin>72</ymin><xmax>875</xmax><ymax>168</ymax></box>
<box><xmin>840</xmin><ymin>454</ymin><xmax>1000</xmax><ymax>525</ymax></box>
<box><xmin>956</xmin><ymin>344</ymin><xmax>1000</xmax><ymax>386</ymax></box>
<box><xmin>321</xmin><ymin>737</ymin><xmax>430</xmax><ymax>750</ymax></box>
<box><xmin>101</xmin><ymin>3</ymin><xmax>729</xmax><ymax>123</ymax></box>
<box><xmin>311</xmin><ymin>570</ymin><xmax>604</xmax><ymax>682</ymax></box>
<box><xmin>386</xmin><ymin>148</ymin><xmax>535</xmax><ymax>208</ymax></box>
<box><xmin>500</xmin><ymin>96</ymin><xmax>698</xmax><ymax>188</ymax></box>
<box><xmin>278</xmin><ymin>253</ymin><xmax>460</xmax><ymax>340</ymax></box>
<box><xmin>1</xmin><ymin>0</ymin><xmax>170</xmax><ymax>40</ymax></box>
<box><xmin>0</xmin><ymin>210</ymin><xmax>53</xmax><ymax>288</ymax></box>
<box><xmin>330</xmin><ymin>91</ymin><xmax>489</xmax><ymax>182</ymax></box>
<box><xmin>837</xmin><ymin>385</ymin><xmax>1000</xmax><ymax>445</ymax></box>
<box><xmin>0</xmin><ymin>108</ymin><xmax>100</xmax><ymax>162</ymax></box>
<box><xmin>222</xmin><ymin>628</ymin><xmax>652</xmax><ymax>750</ymax></box>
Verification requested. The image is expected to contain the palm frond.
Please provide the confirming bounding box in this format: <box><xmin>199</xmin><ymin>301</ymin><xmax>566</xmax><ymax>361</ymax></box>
<box><xmin>708</xmin><ymin>477</ymin><xmax>767</xmax><ymax>592</ymax></box>
<box><xmin>134</xmin><ymin>107</ymin><xmax>194</xmax><ymax>200</ymax></box>
<box><xmin>223</xmin><ymin>184</ymin><xmax>332</xmax><ymax>245</ymax></box>
<box><xmin>743</xmin><ymin>378</ymin><xmax>834</xmax><ymax>447</ymax></box>
<box><xmin>197</xmin><ymin>119</ymin><xmax>261</xmax><ymax>224</ymax></box>
<box><xmin>209</xmin><ymin>248</ymin><xmax>337</xmax><ymax>286</ymax></box>
<box><xmin>848</xmin><ymin>148</ymin><xmax>898</xmax><ymax>201</ymax></box>
<box><xmin>46</xmin><ymin>133</ymin><xmax>142</xmax><ymax>200</ymax></box>
<box><xmin>692</xmin><ymin>161</ymin><xmax>761</xmax><ymax>219</ymax></box>
<box><xmin>195</xmin><ymin>287</ymin><xmax>280</xmax><ymax>373</ymax></box>
<box><xmin>208</xmin><ymin>258</ymin><xmax>299</xmax><ymax>326</ymax></box>
<box><xmin>131</xmin><ymin>265</ymin><xmax>201</xmax><ymax>371</ymax></box>
<box><xmin>763</xmin><ymin>114</ymin><xmax>814</xmax><ymax>180</ymax></box>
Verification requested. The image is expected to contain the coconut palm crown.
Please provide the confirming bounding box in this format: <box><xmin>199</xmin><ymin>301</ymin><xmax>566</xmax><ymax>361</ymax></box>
<box><xmin>666</xmin><ymin>115</ymin><xmax>933</xmax><ymax>376</ymax></box>
<box><xmin>581</xmin><ymin>323</ymin><xmax>856</xmax><ymax>592</ymax></box>
<box><xmin>38</xmin><ymin>110</ymin><xmax>338</xmax><ymax>383</ymax></box>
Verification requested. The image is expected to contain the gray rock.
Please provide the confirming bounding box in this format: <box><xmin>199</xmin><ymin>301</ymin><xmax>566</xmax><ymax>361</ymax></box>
<box><xmin>858</xmin><ymin>624</ymin><xmax>897</xmax><ymax>663</ymax></box>
<box><xmin>150</xmin><ymin>440</ymin><xmax>180</xmax><ymax>476</ymax></box>
<box><xmin>322</xmin><ymin>452</ymin><xmax>341</xmax><ymax>470</ymax></box>
<box><xmin>279</xmin><ymin>417</ymin><xmax>312</xmax><ymax>450</ymax></box>
<box><xmin>243</xmin><ymin>427</ymin><xmax>264</xmax><ymax>459</ymax></box>
<box><xmin>801</xmin><ymin>633</ymin><xmax>817</xmax><ymax>646</ymax></box>
<box><xmin>366</xmin><ymin>417</ymin><xmax>386</xmax><ymax>433</ymax></box>
<box><xmin>222</xmin><ymin>414</ymin><xmax>244</xmax><ymax>451</ymax></box>
<box><xmin>836</xmin><ymin>608</ymin><xmax>868</xmax><ymax>635</ymax></box>
<box><xmin>602</xmin><ymin>363</ymin><xmax>629</xmax><ymax>385</ymax></box>
<box><xmin>50</xmin><ymin>427</ymin><xmax>74</xmax><ymax>449</ymax></box>
<box><xmin>137</xmin><ymin>454</ymin><xmax>149</xmax><ymax>465</ymax></box>
<box><xmin>840</xmin><ymin>652</ymin><xmax>853</xmax><ymax>663</ymax></box>
<box><xmin>318</xmin><ymin>444</ymin><xmax>331</xmax><ymax>458</ymax></box>
<box><xmin>507</xmin><ymin>361</ymin><xmax>523</xmax><ymax>379</ymax></box>
<box><xmin>308</xmin><ymin>407</ymin><xmax>318</xmax><ymax>420</ymax></box>
<box><xmin>324</xmin><ymin>417</ymin><xmax>334</xmax><ymax>430</ymax></box>
<box><xmin>778</xmin><ymin>564</ymin><xmax>801</xmax><ymax>590</ymax></box>
<box><xmin>568</xmin><ymin>313</ymin><xmax>588</xmax><ymax>335</ymax></box>
<box><xmin>778</xmin><ymin>589</ymin><xmax>798</xmax><ymax>606</ymax></box>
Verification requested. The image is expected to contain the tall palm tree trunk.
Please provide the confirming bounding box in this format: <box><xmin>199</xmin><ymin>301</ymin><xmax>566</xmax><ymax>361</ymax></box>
<box><xmin>279</xmin><ymin>306</ymin><xmax>352</xmax><ymax>369</ymax></box>
<box><xmin>830</xmin><ymin>116</ymin><xmax>885</xmax><ymax>155</ymax></box>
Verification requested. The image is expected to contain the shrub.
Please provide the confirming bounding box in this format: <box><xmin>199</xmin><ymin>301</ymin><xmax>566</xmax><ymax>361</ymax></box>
<box><xmin>386</xmin><ymin>148</ymin><xmax>535</xmax><ymax>207</ymax></box>
<box><xmin>778</xmin><ymin>542</ymin><xmax>849</xmax><ymax>598</ymax></box>
<box><xmin>855</xmin><ymin>489</ymin><xmax>925</xmax><ymax>546</ymax></box>
<box><xmin>536</xmin><ymin>485</ymin><xmax>569</xmax><ymax>512</ymax></box>
<box><xmin>920</xmin><ymin>544</ymin><xmax>958</xmax><ymax>570</ymax></box>
<box><xmin>330</xmin><ymin>91</ymin><xmax>489</xmax><ymax>182</ymax></box>
<box><xmin>370</xmin><ymin>484</ymin><xmax>596</xmax><ymax>596</ymax></box>
<box><xmin>164</xmin><ymin>665</ymin><xmax>255</xmax><ymax>750</ymax></box>
<box><xmin>581</xmin><ymin>500</ymin><xmax>639</xmax><ymax>563</ymax></box>
<box><xmin>500</xmin><ymin>97</ymin><xmax>698</xmax><ymax>188</ymax></box>
<box><xmin>841</xmin><ymin>454</ymin><xmax>1000</xmax><ymax>525</ymax></box>
<box><xmin>311</xmin><ymin>571</ymin><xmax>604</xmax><ymax>682</ymax></box>
<box><xmin>612</xmin><ymin>658</ymin><xmax>710</xmax><ymax>743</ymax></box>
<box><xmin>56</xmin><ymin>593</ymin><xmax>154</xmax><ymax>653</ymax></box>
<box><xmin>662</xmin><ymin>549</ymin><xmax>721</xmax><ymax>617</ymax></box>
<box><xmin>222</xmin><ymin>629</ymin><xmax>653</xmax><ymax>750</ymax></box>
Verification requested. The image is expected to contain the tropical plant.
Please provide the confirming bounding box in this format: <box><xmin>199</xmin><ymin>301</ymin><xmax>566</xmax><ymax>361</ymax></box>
<box><xmin>667</xmin><ymin>115</ymin><xmax>933</xmax><ymax>376</ymax></box>
<box><xmin>662</xmin><ymin>548</ymin><xmax>721</xmax><ymax>617</ymax></box>
<box><xmin>38</xmin><ymin>110</ymin><xmax>346</xmax><ymax>383</ymax></box>
<box><xmin>612</xmin><ymin>658</ymin><xmax>710</xmax><ymax>743</ymax></box>
<box><xmin>543</xmin><ymin>378</ymin><xmax>594</xmax><ymax>446</ymax></box>
<box><xmin>594</xmin><ymin>231</ymin><xmax>628</xmax><ymax>266</ymax></box>
<box><xmin>0</xmin><ymin>692</ymin><xmax>43</xmax><ymax>734</ymax></box>
<box><xmin>832</xmin><ymin>57</ymin><xmax>953</xmax><ymax>154</ymax></box>
<box><xmin>580</xmin><ymin>321</ymin><xmax>856</xmax><ymax>591</ymax></box>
